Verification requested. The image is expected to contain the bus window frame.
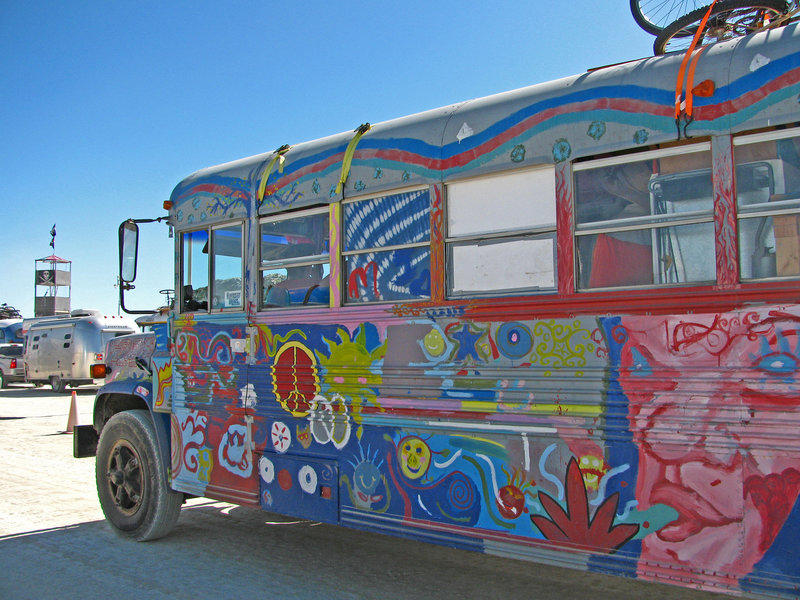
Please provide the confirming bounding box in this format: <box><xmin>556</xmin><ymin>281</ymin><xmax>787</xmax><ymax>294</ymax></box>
<box><xmin>444</xmin><ymin>166</ymin><xmax>558</xmax><ymax>298</ymax></box>
<box><xmin>258</xmin><ymin>205</ymin><xmax>331</xmax><ymax>311</ymax></box>
<box><xmin>573</xmin><ymin>141</ymin><xmax>716</xmax><ymax>291</ymax></box>
<box><xmin>179</xmin><ymin>219</ymin><xmax>245</xmax><ymax>314</ymax></box>
<box><xmin>341</xmin><ymin>185</ymin><xmax>432</xmax><ymax>305</ymax></box>
<box><xmin>733</xmin><ymin>126</ymin><xmax>800</xmax><ymax>282</ymax></box>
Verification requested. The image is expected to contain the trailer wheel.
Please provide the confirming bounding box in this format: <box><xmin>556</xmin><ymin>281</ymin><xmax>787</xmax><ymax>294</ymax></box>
<box><xmin>96</xmin><ymin>410</ymin><xmax>183</xmax><ymax>541</ymax></box>
<box><xmin>49</xmin><ymin>376</ymin><xmax>67</xmax><ymax>393</ymax></box>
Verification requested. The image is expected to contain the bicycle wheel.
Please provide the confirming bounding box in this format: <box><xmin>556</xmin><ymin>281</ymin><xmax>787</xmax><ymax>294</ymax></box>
<box><xmin>654</xmin><ymin>0</ymin><xmax>788</xmax><ymax>54</ymax></box>
<box><xmin>631</xmin><ymin>0</ymin><xmax>709</xmax><ymax>35</ymax></box>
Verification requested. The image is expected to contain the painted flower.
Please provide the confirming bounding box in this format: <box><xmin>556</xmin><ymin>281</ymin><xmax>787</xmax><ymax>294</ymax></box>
<box><xmin>531</xmin><ymin>457</ymin><xmax>639</xmax><ymax>552</ymax></box>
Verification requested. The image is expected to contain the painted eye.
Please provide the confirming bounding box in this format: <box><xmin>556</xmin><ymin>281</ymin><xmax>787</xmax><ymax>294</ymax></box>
<box><xmin>629</xmin><ymin>347</ymin><xmax>652</xmax><ymax>376</ymax></box>
<box><xmin>755</xmin><ymin>352</ymin><xmax>798</xmax><ymax>376</ymax></box>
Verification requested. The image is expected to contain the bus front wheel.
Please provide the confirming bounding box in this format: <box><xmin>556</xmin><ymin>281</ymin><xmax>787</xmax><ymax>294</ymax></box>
<box><xmin>96</xmin><ymin>410</ymin><xmax>183</xmax><ymax>541</ymax></box>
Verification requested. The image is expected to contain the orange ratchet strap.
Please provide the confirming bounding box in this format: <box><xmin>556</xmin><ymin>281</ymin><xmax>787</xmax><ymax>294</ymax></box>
<box><xmin>674</xmin><ymin>0</ymin><xmax>717</xmax><ymax>139</ymax></box>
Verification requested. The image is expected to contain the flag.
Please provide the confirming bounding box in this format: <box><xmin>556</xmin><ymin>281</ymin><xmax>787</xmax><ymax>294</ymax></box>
<box><xmin>50</xmin><ymin>224</ymin><xmax>56</xmax><ymax>249</ymax></box>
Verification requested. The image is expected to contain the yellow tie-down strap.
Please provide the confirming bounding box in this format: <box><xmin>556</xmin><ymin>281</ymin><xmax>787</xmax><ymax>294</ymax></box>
<box><xmin>336</xmin><ymin>123</ymin><xmax>371</xmax><ymax>196</ymax></box>
<box><xmin>257</xmin><ymin>144</ymin><xmax>291</xmax><ymax>202</ymax></box>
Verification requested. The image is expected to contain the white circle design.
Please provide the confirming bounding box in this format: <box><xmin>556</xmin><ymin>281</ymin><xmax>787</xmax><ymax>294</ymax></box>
<box><xmin>298</xmin><ymin>465</ymin><xmax>317</xmax><ymax>494</ymax></box>
<box><xmin>271</xmin><ymin>421</ymin><xmax>291</xmax><ymax>453</ymax></box>
<box><xmin>259</xmin><ymin>456</ymin><xmax>275</xmax><ymax>483</ymax></box>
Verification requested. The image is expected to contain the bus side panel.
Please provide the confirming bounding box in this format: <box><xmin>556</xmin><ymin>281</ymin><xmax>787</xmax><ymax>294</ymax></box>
<box><xmin>257</xmin><ymin>452</ymin><xmax>339</xmax><ymax>524</ymax></box>
<box><xmin>232</xmin><ymin>305</ymin><xmax>800</xmax><ymax>595</ymax></box>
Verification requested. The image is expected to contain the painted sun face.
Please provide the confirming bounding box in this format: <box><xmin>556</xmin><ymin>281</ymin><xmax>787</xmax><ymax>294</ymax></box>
<box><xmin>354</xmin><ymin>460</ymin><xmax>381</xmax><ymax>495</ymax></box>
<box><xmin>399</xmin><ymin>436</ymin><xmax>431</xmax><ymax>480</ymax></box>
<box><xmin>497</xmin><ymin>485</ymin><xmax>527</xmax><ymax>519</ymax></box>
<box><xmin>578</xmin><ymin>454</ymin><xmax>606</xmax><ymax>491</ymax></box>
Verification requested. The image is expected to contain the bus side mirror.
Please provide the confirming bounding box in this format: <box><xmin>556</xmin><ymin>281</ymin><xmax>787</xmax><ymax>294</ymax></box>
<box><xmin>119</xmin><ymin>220</ymin><xmax>139</xmax><ymax>283</ymax></box>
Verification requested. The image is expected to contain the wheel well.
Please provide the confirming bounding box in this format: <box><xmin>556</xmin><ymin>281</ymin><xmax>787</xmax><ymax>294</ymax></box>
<box><xmin>94</xmin><ymin>392</ymin><xmax>150</xmax><ymax>433</ymax></box>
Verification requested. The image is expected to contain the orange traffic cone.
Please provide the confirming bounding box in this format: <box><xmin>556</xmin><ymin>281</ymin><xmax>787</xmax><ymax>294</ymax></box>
<box><xmin>64</xmin><ymin>390</ymin><xmax>80</xmax><ymax>434</ymax></box>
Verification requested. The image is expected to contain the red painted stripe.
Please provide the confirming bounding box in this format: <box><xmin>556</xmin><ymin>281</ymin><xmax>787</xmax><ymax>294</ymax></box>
<box><xmin>696</xmin><ymin>67</ymin><xmax>800</xmax><ymax>121</ymax></box>
<box><xmin>268</xmin><ymin>98</ymin><xmax>669</xmax><ymax>194</ymax></box>
<box><xmin>183</xmin><ymin>183</ymin><xmax>249</xmax><ymax>200</ymax></box>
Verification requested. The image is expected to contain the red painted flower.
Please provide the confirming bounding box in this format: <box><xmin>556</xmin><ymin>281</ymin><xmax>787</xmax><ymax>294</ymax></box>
<box><xmin>531</xmin><ymin>457</ymin><xmax>639</xmax><ymax>552</ymax></box>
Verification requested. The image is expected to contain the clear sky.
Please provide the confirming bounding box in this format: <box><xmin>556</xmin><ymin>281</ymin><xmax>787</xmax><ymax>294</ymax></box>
<box><xmin>0</xmin><ymin>1</ymin><xmax>656</xmax><ymax>318</ymax></box>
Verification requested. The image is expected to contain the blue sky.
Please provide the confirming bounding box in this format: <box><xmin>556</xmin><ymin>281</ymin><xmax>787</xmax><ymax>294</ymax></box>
<box><xmin>1</xmin><ymin>1</ymin><xmax>656</xmax><ymax>318</ymax></box>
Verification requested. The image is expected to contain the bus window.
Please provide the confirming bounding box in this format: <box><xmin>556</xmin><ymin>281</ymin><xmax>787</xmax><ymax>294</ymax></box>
<box><xmin>181</xmin><ymin>229</ymin><xmax>209</xmax><ymax>311</ymax></box>
<box><xmin>211</xmin><ymin>224</ymin><xmax>243</xmax><ymax>309</ymax></box>
<box><xmin>734</xmin><ymin>128</ymin><xmax>800</xmax><ymax>280</ymax></box>
<box><xmin>446</xmin><ymin>167</ymin><xmax>556</xmax><ymax>297</ymax></box>
<box><xmin>574</xmin><ymin>145</ymin><xmax>714</xmax><ymax>289</ymax></box>
<box><xmin>260</xmin><ymin>208</ymin><xmax>330</xmax><ymax>309</ymax></box>
<box><xmin>180</xmin><ymin>223</ymin><xmax>244</xmax><ymax>312</ymax></box>
<box><xmin>343</xmin><ymin>188</ymin><xmax>431</xmax><ymax>303</ymax></box>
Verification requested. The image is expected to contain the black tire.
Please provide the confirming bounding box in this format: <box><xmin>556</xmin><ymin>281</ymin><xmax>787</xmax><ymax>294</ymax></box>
<box><xmin>654</xmin><ymin>0</ymin><xmax>788</xmax><ymax>54</ymax></box>
<box><xmin>631</xmin><ymin>0</ymin><xmax>709</xmax><ymax>35</ymax></box>
<box><xmin>50</xmin><ymin>376</ymin><xmax>67</xmax><ymax>393</ymax></box>
<box><xmin>96</xmin><ymin>410</ymin><xmax>183</xmax><ymax>541</ymax></box>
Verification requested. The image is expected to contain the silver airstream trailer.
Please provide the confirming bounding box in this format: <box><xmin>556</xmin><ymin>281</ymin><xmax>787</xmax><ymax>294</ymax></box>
<box><xmin>23</xmin><ymin>309</ymin><xmax>138</xmax><ymax>391</ymax></box>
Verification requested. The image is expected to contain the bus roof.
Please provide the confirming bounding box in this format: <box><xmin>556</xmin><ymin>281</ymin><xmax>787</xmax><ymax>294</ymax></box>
<box><xmin>169</xmin><ymin>22</ymin><xmax>800</xmax><ymax>229</ymax></box>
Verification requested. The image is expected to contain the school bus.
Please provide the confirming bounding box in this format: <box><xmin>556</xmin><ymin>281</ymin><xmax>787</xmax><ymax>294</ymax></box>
<box><xmin>78</xmin><ymin>21</ymin><xmax>800</xmax><ymax>598</ymax></box>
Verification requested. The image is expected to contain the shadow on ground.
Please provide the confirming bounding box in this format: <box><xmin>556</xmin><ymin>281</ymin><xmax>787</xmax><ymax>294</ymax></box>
<box><xmin>0</xmin><ymin>501</ymin><xmax>723</xmax><ymax>600</ymax></box>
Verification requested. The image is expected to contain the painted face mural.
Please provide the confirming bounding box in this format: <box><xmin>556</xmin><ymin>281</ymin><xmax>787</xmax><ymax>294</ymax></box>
<box><xmin>399</xmin><ymin>436</ymin><xmax>432</xmax><ymax>480</ymax></box>
<box><xmin>496</xmin><ymin>467</ymin><xmax>533</xmax><ymax>519</ymax></box>
<box><xmin>615</xmin><ymin>309</ymin><xmax>800</xmax><ymax>584</ymax></box>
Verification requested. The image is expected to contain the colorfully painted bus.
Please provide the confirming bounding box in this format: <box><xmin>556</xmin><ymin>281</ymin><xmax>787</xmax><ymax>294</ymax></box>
<box><xmin>80</xmin><ymin>22</ymin><xmax>800</xmax><ymax>598</ymax></box>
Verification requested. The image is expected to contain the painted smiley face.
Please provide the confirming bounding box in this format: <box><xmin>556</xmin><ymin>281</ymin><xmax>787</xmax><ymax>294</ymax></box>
<box><xmin>354</xmin><ymin>460</ymin><xmax>381</xmax><ymax>495</ymax></box>
<box><xmin>399</xmin><ymin>436</ymin><xmax>431</xmax><ymax>480</ymax></box>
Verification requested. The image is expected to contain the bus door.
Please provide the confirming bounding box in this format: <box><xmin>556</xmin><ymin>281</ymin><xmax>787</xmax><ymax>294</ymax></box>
<box><xmin>171</xmin><ymin>221</ymin><xmax>256</xmax><ymax>505</ymax></box>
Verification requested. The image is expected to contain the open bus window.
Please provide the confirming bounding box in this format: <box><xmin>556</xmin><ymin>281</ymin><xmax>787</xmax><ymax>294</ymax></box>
<box><xmin>259</xmin><ymin>208</ymin><xmax>330</xmax><ymax>309</ymax></box>
<box><xmin>180</xmin><ymin>223</ymin><xmax>244</xmax><ymax>312</ymax></box>
<box><xmin>574</xmin><ymin>145</ymin><xmax>714</xmax><ymax>289</ymax></box>
<box><xmin>734</xmin><ymin>129</ymin><xmax>800</xmax><ymax>280</ymax></box>
<box><xmin>446</xmin><ymin>167</ymin><xmax>556</xmax><ymax>296</ymax></box>
<box><xmin>343</xmin><ymin>188</ymin><xmax>431</xmax><ymax>303</ymax></box>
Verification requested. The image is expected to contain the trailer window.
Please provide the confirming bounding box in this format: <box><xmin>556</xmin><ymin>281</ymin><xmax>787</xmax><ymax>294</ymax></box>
<box><xmin>446</xmin><ymin>167</ymin><xmax>556</xmax><ymax>296</ymax></box>
<box><xmin>574</xmin><ymin>144</ymin><xmax>714</xmax><ymax>289</ymax></box>
<box><xmin>734</xmin><ymin>129</ymin><xmax>800</xmax><ymax>280</ymax></box>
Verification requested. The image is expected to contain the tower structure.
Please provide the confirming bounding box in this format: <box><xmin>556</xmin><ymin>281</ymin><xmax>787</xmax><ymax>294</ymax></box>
<box><xmin>34</xmin><ymin>255</ymin><xmax>71</xmax><ymax>316</ymax></box>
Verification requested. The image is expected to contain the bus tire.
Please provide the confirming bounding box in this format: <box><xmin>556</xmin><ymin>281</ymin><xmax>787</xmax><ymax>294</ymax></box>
<box><xmin>96</xmin><ymin>409</ymin><xmax>183</xmax><ymax>541</ymax></box>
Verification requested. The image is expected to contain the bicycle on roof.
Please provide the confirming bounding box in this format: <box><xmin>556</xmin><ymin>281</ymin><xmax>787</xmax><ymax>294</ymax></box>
<box><xmin>631</xmin><ymin>0</ymin><xmax>800</xmax><ymax>54</ymax></box>
<box><xmin>0</xmin><ymin>304</ymin><xmax>21</xmax><ymax>319</ymax></box>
